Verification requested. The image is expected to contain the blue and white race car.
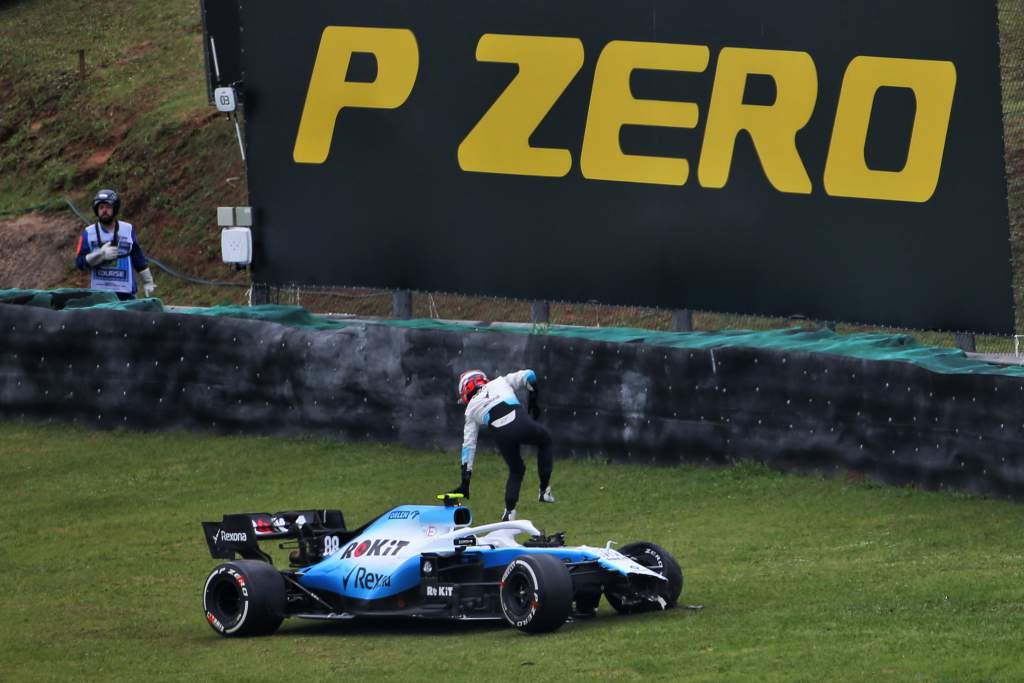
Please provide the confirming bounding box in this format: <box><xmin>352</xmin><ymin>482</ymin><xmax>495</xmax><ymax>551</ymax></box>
<box><xmin>201</xmin><ymin>496</ymin><xmax>683</xmax><ymax>635</ymax></box>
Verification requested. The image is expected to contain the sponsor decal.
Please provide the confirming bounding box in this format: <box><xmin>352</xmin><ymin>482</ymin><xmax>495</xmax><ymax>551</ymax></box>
<box><xmin>425</xmin><ymin>584</ymin><xmax>454</xmax><ymax>598</ymax></box>
<box><xmin>388</xmin><ymin>510</ymin><xmax>421</xmax><ymax>520</ymax></box>
<box><xmin>453</xmin><ymin>536</ymin><xmax>476</xmax><ymax>547</ymax></box>
<box><xmin>211</xmin><ymin>529</ymin><xmax>248</xmax><ymax>544</ymax></box>
<box><xmin>424</xmin><ymin>526</ymin><xmax>438</xmax><ymax>537</ymax></box>
<box><xmin>638</xmin><ymin>548</ymin><xmax>665</xmax><ymax>572</ymax></box>
<box><xmin>342</xmin><ymin>566</ymin><xmax>392</xmax><ymax>591</ymax></box>
<box><xmin>340</xmin><ymin>538</ymin><xmax>410</xmax><ymax>559</ymax></box>
<box><xmin>323</xmin><ymin>535</ymin><xmax>341</xmax><ymax>555</ymax></box>
<box><xmin>206</xmin><ymin>611</ymin><xmax>224</xmax><ymax>631</ymax></box>
<box><xmin>95</xmin><ymin>267</ymin><xmax>128</xmax><ymax>280</ymax></box>
<box><xmin>227</xmin><ymin>568</ymin><xmax>249</xmax><ymax>598</ymax></box>
<box><xmin>295</xmin><ymin>28</ymin><xmax>957</xmax><ymax>203</ymax></box>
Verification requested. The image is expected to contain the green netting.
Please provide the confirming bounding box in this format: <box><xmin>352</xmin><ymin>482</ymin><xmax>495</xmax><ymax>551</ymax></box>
<box><xmin>4</xmin><ymin>289</ymin><xmax>1024</xmax><ymax>377</ymax></box>
<box><xmin>63</xmin><ymin>297</ymin><xmax>164</xmax><ymax>312</ymax></box>
<box><xmin>375</xmin><ymin>318</ymin><xmax>1024</xmax><ymax>377</ymax></box>
<box><xmin>0</xmin><ymin>288</ymin><xmax>163</xmax><ymax>311</ymax></box>
<box><xmin>170</xmin><ymin>304</ymin><xmax>353</xmax><ymax>330</ymax></box>
<box><xmin>0</xmin><ymin>288</ymin><xmax>100</xmax><ymax>308</ymax></box>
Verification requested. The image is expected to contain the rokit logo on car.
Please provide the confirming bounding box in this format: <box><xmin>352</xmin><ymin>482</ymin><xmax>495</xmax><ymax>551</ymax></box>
<box><xmin>425</xmin><ymin>585</ymin><xmax>454</xmax><ymax>597</ymax></box>
<box><xmin>211</xmin><ymin>529</ymin><xmax>248</xmax><ymax>544</ymax></box>
<box><xmin>339</xmin><ymin>538</ymin><xmax>410</xmax><ymax>559</ymax></box>
<box><xmin>342</xmin><ymin>566</ymin><xmax>392</xmax><ymax>590</ymax></box>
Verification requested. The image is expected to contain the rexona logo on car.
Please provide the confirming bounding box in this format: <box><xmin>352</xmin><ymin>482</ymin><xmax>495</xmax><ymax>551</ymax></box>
<box><xmin>212</xmin><ymin>529</ymin><xmax>248</xmax><ymax>544</ymax></box>
<box><xmin>387</xmin><ymin>510</ymin><xmax>421</xmax><ymax>520</ymax></box>
<box><xmin>342</xmin><ymin>566</ymin><xmax>393</xmax><ymax>590</ymax></box>
<box><xmin>293</xmin><ymin>27</ymin><xmax>956</xmax><ymax>203</ymax></box>
<box><xmin>340</xmin><ymin>538</ymin><xmax>411</xmax><ymax>559</ymax></box>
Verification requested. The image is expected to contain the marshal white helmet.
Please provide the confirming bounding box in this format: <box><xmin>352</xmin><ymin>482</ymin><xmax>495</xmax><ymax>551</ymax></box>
<box><xmin>92</xmin><ymin>188</ymin><xmax>121</xmax><ymax>217</ymax></box>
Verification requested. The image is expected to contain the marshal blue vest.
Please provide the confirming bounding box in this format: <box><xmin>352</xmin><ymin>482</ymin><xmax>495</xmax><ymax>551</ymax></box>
<box><xmin>85</xmin><ymin>221</ymin><xmax>136</xmax><ymax>294</ymax></box>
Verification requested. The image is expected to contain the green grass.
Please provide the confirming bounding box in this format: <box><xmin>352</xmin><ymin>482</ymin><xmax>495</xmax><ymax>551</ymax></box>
<box><xmin>2</xmin><ymin>421</ymin><xmax>1023</xmax><ymax>682</ymax></box>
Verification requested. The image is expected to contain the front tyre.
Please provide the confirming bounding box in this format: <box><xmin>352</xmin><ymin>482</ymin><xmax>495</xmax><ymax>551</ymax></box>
<box><xmin>500</xmin><ymin>554</ymin><xmax>573</xmax><ymax>633</ymax></box>
<box><xmin>605</xmin><ymin>541</ymin><xmax>683</xmax><ymax>614</ymax></box>
<box><xmin>202</xmin><ymin>560</ymin><xmax>286</xmax><ymax>637</ymax></box>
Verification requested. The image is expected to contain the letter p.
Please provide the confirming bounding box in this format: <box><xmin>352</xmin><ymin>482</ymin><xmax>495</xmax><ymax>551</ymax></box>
<box><xmin>293</xmin><ymin>26</ymin><xmax>419</xmax><ymax>164</ymax></box>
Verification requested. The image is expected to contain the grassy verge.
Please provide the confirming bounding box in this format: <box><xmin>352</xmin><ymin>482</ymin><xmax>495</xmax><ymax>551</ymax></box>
<box><xmin>0</xmin><ymin>0</ymin><xmax>249</xmax><ymax>303</ymax></box>
<box><xmin>1</xmin><ymin>421</ymin><xmax>1022</xmax><ymax>682</ymax></box>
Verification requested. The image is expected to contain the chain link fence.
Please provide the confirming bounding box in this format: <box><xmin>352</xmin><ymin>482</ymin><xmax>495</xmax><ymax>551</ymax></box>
<box><xmin>248</xmin><ymin>283</ymin><xmax>1020</xmax><ymax>355</ymax></box>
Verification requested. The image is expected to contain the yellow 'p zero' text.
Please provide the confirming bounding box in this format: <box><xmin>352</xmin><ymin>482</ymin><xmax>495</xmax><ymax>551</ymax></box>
<box><xmin>293</xmin><ymin>27</ymin><xmax>957</xmax><ymax>203</ymax></box>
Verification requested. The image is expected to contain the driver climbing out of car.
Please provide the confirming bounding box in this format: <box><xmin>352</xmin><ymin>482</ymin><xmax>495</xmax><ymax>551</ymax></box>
<box><xmin>451</xmin><ymin>369</ymin><xmax>555</xmax><ymax>521</ymax></box>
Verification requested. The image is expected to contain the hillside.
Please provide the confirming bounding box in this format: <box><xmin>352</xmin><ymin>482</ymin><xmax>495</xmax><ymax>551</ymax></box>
<box><xmin>0</xmin><ymin>0</ymin><xmax>249</xmax><ymax>306</ymax></box>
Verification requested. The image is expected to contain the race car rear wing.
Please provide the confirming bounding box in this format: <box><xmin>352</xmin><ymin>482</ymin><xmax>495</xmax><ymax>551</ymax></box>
<box><xmin>202</xmin><ymin>509</ymin><xmax>348</xmax><ymax>565</ymax></box>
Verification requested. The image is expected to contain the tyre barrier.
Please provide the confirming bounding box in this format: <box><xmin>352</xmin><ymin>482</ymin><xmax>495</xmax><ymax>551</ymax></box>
<box><xmin>2</xmin><ymin>302</ymin><xmax>1024</xmax><ymax>499</ymax></box>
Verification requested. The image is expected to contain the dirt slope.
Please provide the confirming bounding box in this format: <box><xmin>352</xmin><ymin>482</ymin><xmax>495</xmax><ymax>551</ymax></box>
<box><xmin>0</xmin><ymin>212</ymin><xmax>80</xmax><ymax>290</ymax></box>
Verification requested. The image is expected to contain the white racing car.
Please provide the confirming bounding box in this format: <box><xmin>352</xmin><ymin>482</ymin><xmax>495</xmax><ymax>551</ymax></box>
<box><xmin>201</xmin><ymin>496</ymin><xmax>683</xmax><ymax>635</ymax></box>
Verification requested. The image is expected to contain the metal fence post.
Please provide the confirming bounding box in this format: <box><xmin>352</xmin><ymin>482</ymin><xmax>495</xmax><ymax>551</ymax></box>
<box><xmin>671</xmin><ymin>309</ymin><xmax>693</xmax><ymax>332</ymax></box>
<box><xmin>954</xmin><ymin>332</ymin><xmax>976</xmax><ymax>353</ymax></box>
<box><xmin>530</xmin><ymin>301</ymin><xmax>550</xmax><ymax>325</ymax></box>
<box><xmin>392</xmin><ymin>290</ymin><xmax>412</xmax><ymax>319</ymax></box>
<box><xmin>250</xmin><ymin>283</ymin><xmax>269</xmax><ymax>305</ymax></box>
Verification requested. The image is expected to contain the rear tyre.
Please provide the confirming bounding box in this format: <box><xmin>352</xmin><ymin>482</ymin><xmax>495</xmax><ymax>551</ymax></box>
<box><xmin>499</xmin><ymin>554</ymin><xmax>574</xmax><ymax>633</ymax></box>
<box><xmin>605</xmin><ymin>541</ymin><xmax>683</xmax><ymax>614</ymax></box>
<box><xmin>202</xmin><ymin>560</ymin><xmax>286</xmax><ymax>637</ymax></box>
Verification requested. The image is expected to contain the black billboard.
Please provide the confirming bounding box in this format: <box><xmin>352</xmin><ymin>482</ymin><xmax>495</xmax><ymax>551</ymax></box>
<box><xmin>233</xmin><ymin>0</ymin><xmax>1013</xmax><ymax>333</ymax></box>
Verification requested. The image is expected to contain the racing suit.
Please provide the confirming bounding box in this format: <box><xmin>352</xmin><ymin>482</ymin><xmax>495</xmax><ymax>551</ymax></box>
<box><xmin>461</xmin><ymin>370</ymin><xmax>552</xmax><ymax>510</ymax></box>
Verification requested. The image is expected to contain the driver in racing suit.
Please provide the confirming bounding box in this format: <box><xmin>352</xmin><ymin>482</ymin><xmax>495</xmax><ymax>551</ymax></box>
<box><xmin>451</xmin><ymin>369</ymin><xmax>555</xmax><ymax>521</ymax></box>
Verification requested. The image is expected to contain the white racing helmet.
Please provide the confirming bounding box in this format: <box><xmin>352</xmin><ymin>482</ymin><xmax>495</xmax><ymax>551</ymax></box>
<box><xmin>457</xmin><ymin>370</ymin><xmax>488</xmax><ymax>404</ymax></box>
